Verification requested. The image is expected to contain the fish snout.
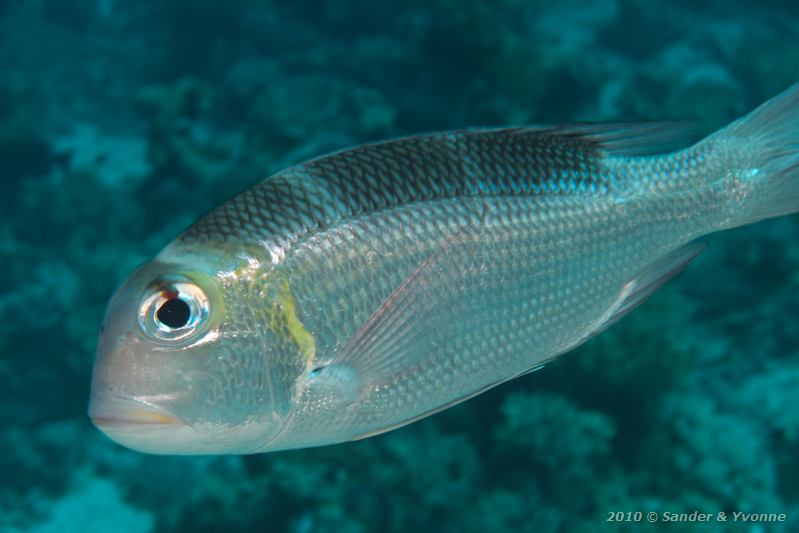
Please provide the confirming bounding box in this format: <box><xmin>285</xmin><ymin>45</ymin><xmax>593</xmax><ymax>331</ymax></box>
<box><xmin>89</xmin><ymin>393</ymin><xmax>187</xmax><ymax>429</ymax></box>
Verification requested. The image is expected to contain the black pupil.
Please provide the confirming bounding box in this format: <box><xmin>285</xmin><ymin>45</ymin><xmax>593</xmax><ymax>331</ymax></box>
<box><xmin>156</xmin><ymin>298</ymin><xmax>191</xmax><ymax>329</ymax></box>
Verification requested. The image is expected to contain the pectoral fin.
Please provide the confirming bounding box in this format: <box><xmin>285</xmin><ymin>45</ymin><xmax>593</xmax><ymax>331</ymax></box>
<box><xmin>308</xmin><ymin>231</ymin><xmax>470</xmax><ymax>389</ymax></box>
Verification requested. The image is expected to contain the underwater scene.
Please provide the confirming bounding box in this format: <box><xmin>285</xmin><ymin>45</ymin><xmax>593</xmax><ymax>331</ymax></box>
<box><xmin>2</xmin><ymin>0</ymin><xmax>799</xmax><ymax>531</ymax></box>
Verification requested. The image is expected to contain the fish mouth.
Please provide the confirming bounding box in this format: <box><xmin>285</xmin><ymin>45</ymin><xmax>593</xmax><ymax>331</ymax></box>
<box><xmin>89</xmin><ymin>394</ymin><xmax>187</xmax><ymax>428</ymax></box>
<box><xmin>89</xmin><ymin>393</ymin><xmax>216</xmax><ymax>454</ymax></box>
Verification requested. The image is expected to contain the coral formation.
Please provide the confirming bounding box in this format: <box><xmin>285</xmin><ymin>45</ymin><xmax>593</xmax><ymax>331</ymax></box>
<box><xmin>1</xmin><ymin>0</ymin><xmax>797</xmax><ymax>531</ymax></box>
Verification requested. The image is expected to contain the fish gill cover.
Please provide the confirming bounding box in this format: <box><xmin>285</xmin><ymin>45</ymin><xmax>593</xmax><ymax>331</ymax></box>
<box><xmin>0</xmin><ymin>0</ymin><xmax>798</xmax><ymax>531</ymax></box>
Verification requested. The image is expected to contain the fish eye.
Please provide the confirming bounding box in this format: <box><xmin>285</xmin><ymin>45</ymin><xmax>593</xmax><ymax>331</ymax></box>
<box><xmin>156</xmin><ymin>297</ymin><xmax>191</xmax><ymax>329</ymax></box>
<box><xmin>138</xmin><ymin>276</ymin><xmax>210</xmax><ymax>343</ymax></box>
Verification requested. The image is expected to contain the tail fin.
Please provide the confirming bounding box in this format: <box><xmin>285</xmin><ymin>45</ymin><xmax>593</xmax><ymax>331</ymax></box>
<box><xmin>716</xmin><ymin>83</ymin><xmax>799</xmax><ymax>225</ymax></box>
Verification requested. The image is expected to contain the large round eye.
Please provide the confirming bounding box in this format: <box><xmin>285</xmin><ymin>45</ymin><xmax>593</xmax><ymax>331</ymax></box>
<box><xmin>139</xmin><ymin>277</ymin><xmax>210</xmax><ymax>344</ymax></box>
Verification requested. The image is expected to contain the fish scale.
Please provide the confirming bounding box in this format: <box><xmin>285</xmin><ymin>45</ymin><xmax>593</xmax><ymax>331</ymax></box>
<box><xmin>272</xmin><ymin>191</ymin><xmax>658</xmax><ymax>446</ymax></box>
<box><xmin>180</xmin><ymin>129</ymin><xmax>615</xmax><ymax>248</ymax></box>
<box><xmin>90</xmin><ymin>84</ymin><xmax>799</xmax><ymax>454</ymax></box>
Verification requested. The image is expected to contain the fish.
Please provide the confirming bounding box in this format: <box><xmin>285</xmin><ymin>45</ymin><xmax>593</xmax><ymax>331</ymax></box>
<box><xmin>89</xmin><ymin>83</ymin><xmax>799</xmax><ymax>454</ymax></box>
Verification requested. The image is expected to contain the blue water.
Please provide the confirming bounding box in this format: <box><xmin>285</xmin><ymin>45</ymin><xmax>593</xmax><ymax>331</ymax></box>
<box><xmin>1</xmin><ymin>1</ymin><xmax>798</xmax><ymax>531</ymax></box>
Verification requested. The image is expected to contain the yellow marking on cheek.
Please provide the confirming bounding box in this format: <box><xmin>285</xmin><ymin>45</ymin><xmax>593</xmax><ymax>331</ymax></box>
<box><xmin>268</xmin><ymin>276</ymin><xmax>316</xmax><ymax>367</ymax></box>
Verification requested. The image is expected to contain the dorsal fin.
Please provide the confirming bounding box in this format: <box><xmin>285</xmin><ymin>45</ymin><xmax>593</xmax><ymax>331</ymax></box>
<box><xmin>181</xmin><ymin>120</ymin><xmax>697</xmax><ymax>249</ymax></box>
<box><xmin>520</xmin><ymin>121</ymin><xmax>698</xmax><ymax>157</ymax></box>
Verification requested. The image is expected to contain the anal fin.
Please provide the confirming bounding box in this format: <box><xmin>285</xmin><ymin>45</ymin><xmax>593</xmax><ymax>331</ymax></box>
<box><xmin>583</xmin><ymin>242</ymin><xmax>705</xmax><ymax>342</ymax></box>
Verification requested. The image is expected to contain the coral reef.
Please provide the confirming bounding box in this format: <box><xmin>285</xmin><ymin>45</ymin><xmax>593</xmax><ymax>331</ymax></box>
<box><xmin>1</xmin><ymin>0</ymin><xmax>798</xmax><ymax>531</ymax></box>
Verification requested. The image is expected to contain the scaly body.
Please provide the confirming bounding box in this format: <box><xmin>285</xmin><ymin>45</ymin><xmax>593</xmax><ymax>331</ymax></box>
<box><xmin>91</xmin><ymin>85</ymin><xmax>799</xmax><ymax>454</ymax></box>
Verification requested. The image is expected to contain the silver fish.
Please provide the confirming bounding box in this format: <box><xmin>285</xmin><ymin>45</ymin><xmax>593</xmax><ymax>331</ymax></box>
<box><xmin>90</xmin><ymin>84</ymin><xmax>799</xmax><ymax>454</ymax></box>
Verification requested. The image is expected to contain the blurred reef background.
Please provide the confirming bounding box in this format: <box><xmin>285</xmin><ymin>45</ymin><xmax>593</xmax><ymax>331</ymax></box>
<box><xmin>1</xmin><ymin>0</ymin><xmax>799</xmax><ymax>531</ymax></box>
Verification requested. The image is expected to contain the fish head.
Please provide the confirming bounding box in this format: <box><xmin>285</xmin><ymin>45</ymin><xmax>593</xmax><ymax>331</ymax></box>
<box><xmin>89</xmin><ymin>250</ymin><xmax>300</xmax><ymax>454</ymax></box>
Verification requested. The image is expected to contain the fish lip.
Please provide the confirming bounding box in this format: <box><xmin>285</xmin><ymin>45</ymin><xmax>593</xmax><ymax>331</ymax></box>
<box><xmin>89</xmin><ymin>394</ymin><xmax>188</xmax><ymax>428</ymax></box>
